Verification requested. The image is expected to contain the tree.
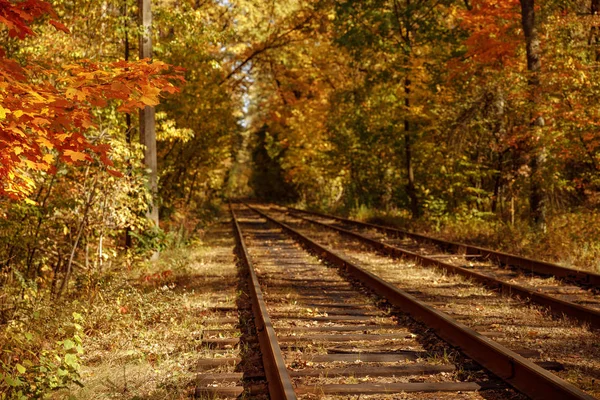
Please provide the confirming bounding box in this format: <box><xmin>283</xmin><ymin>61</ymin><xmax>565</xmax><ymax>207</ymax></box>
<box><xmin>152</xmin><ymin>0</ymin><xmax>239</xmax><ymax>227</ymax></box>
<box><xmin>0</xmin><ymin>0</ymin><xmax>183</xmax><ymax>200</ymax></box>
<box><xmin>249</xmin><ymin>125</ymin><xmax>299</xmax><ymax>201</ymax></box>
<box><xmin>332</xmin><ymin>0</ymin><xmax>457</xmax><ymax>216</ymax></box>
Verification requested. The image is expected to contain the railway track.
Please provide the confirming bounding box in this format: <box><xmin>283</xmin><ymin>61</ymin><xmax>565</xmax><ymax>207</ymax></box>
<box><xmin>280</xmin><ymin>206</ymin><xmax>600</xmax><ymax>330</ymax></box>
<box><xmin>193</xmin><ymin>222</ymin><xmax>268</xmax><ymax>399</ymax></box>
<box><xmin>194</xmin><ymin>203</ymin><xmax>597</xmax><ymax>399</ymax></box>
<box><xmin>285</xmin><ymin>206</ymin><xmax>600</xmax><ymax>289</ymax></box>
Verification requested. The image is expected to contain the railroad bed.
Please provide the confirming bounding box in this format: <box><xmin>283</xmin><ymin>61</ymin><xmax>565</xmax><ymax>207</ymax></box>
<box><xmin>194</xmin><ymin>203</ymin><xmax>598</xmax><ymax>399</ymax></box>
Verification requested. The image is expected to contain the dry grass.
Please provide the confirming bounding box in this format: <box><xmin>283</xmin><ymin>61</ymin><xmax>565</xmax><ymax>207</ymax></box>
<box><xmin>51</xmin><ymin>222</ymin><xmax>239</xmax><ymax>399</ymax></box>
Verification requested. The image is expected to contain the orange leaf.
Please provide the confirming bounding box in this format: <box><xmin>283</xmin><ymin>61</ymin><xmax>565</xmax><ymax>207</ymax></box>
<box><xmin>107</xmin><ymin>169</ymin><xmax>123</xmax><ymax>178</ymax></box>
<box><xmin>49</xmin><ymin>20</ymin><xmax>70</xmax><ymax>34</ymax></box>
<box><xmin>64</xmin><ymin>150</ymin><xmax>88</xmax><ymax>163</ymax></box>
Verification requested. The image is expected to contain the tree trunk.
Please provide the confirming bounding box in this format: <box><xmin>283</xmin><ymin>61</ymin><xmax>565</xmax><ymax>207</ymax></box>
<box><xmin>138</xmin><ymin>0</ymin><xmax>159</xmax><ymax>227</ymax></box>
<box><xmin>124</xmin><ymin>0</ymin><xmax>134</xmax><ymax>249</ymax></box>
<box><xmin>125</xmin><ymin>0</ymin><xmax>133</xmax><ymax>144</ymax></box>
<box><xmin>25</xmin><ymin>173</ymin><xmax>57</xmax><ymax>279</ymax></box>
<box><xmin>491</xmin><ymin>91</ymin><xmax>506</xmax><ymax>214</ymax></box>
<box><xmin>491</xmin><ymin>170</ymin><xmax>500</xmax><ymax>213</ymax></box>
<box><xmin>57</xmin><ymin>170</ymin><xmax>98</xmax><ymax>298</ymax></box>
<box><xmin>590</xmin><ymin>0</ymin><xmax>600</xmax><ymax>61</ymax></box>
<box><xmin>391</xmin><ymin>0</ymin><xmax>419</xmax><ymax>218</ymax></box>
<box><xmin>520</xmin><ymin>0</ymin><xmax>546</xmax><ymax>230</ymax></box>
<box><xmin>404</xmin><ymin>76</ymin><xmax>419</xmax><ymax>219</ymax></box>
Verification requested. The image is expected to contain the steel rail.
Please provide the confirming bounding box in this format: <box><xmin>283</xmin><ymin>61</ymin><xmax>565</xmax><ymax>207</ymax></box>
<box><xmin>246</xmin><ymin>204</ymin><xmax>597</xmax><ymax>400</ymax></box>
<box><xmin>230</xmin><ymin>204</ymin><xmax>297</xmax><ymax>400</ymax></box>
<box><xmin>289</xmin><ymin>210</ymin><xmax>600</xmax><ymax>330</ymax></box>
<box><xmin>287</xmin><ymin>207</ymin><xmax>600</xmax><ymax>288</ymax></box>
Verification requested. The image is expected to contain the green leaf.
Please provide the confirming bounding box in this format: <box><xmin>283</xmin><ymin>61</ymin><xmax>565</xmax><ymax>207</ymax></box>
<box><xmin>16</xmin><ymin>364</ymin><xmax>26</xmax><ymax>374</ymax></box>
<box><xmin>64</xmin><ymin>353</ymin><xmax>78</xmax><ymax>368</ymax></box>
<box><xmin>4</xmin><ymin>374</ymin><xmax>21</xmax><ymax>387</ymax></box>
<box><xmin>63</xmin><ymin>339</ymin><xmax>75</xmax><ymax>350</ymax></box>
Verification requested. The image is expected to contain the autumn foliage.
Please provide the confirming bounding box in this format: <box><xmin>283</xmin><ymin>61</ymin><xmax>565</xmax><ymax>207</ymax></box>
<box><xmin>459</xmin><ymin>0</ymin><xmax>522</xmax><ymax>68</ymax></box>
<box><xmin>0</xmin><ymin>0</ymin><xmax>183</xmax><ymax>199</ymax></box>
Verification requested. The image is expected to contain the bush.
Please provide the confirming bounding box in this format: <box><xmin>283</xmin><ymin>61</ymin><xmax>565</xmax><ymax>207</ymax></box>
<box><xmin>1</xmin><ymin>308</ymin><xmax>84</xmax><ymax>399</ymax></box>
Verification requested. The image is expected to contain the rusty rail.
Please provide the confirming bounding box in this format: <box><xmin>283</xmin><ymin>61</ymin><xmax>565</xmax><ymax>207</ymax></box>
<box><xmin>247</xmin><ymin>204</ymin><xmax>596</xmax><ymax>400</ymax></box>
<box><xmin>288</xmin><ymin>207</ymin><xmax>600</xmax><ymax>288</ymax></box>
<box><xmin>230</xmin><ymin>204</ymin><xmax>297</xmax><ymax>400</ymax></box>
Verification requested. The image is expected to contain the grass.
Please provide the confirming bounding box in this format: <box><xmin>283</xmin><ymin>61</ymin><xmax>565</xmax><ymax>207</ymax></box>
<box><xmin>48</xmin><ymin>223</ymin><xmax>239</xmax><ymax>399</ymax></box>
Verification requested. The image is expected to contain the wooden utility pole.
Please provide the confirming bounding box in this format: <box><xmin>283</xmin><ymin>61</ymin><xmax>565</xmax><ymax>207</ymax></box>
<box><xmin>138</xmin><ymin>0</ymin><xmax>159</xmax><ymax>227</ymax></box>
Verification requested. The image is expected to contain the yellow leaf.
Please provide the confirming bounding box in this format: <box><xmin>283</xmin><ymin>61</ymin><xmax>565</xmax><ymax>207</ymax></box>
<box><xmin>145</xmin><ymin>86</ymin><xmax>161</xmax><ymax>97</ymax></box>
<box><xmin>66</xmin><ymin>88</ymin><xmax>86</xmax><ymax>101</ymax></box>
<box><xmin>16</xmin><ymin>364</ymin><xmax>26</xmax><ymax>374</ymax></box>
<box><xmin>65</xmin><ymin>88</ymin><xmax>78</xmax><ymax>99</ymax></box>
<box><xmin>9</xmin><ymin>125</ymin><xmax>26</xmax><ymax>137</ymax></box>
<box><xmin>140</xmin><ymin>95</ymin><xmax>160</xmax><ymax>107</ymax></box>
<box><xmin>24</xmin><ymin>159</ymin><xmax>38</xmax><ymax>169</ymax></box>
<box><xmin>0</xmin><ymin>106</ymin><xmax>9</xmax><ymax>120</ymax></box>
<box><xmin>64</xmin><ymin>150</ymin><xmax>88</xmax><ymax>162</ymax></box>
<box><xmin>27</xmin><ymin>90</ymin><xmax>45</xmax><ymax>102</ymax></box>
<box><xmin>43</xmin><ymin>154</ymin><xmax>55</xmax><ymax>164</ymax></box>
<box><xmin>81</xmin><ymin>118</ymin><xmax>95</xmax><ymax>129</ymax></box>
<box><xmin>37</xmin><ymin>137</ymin><xmax>54</xmax><ymax>149</ymax></box>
